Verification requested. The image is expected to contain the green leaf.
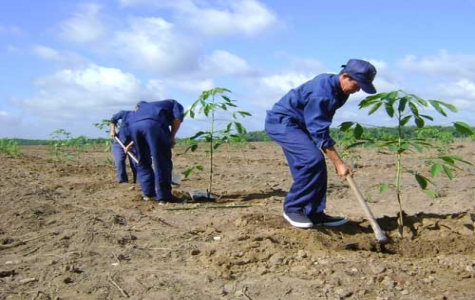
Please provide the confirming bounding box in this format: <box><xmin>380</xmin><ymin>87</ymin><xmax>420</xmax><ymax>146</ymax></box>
<box><xmin>203</xmin><ymin>105</ymin><xmax>211</xmax><ymax>117</ymax></box>
<box><xmin>419</xmin><ymin>114</ymin><xmax>434</xmax><ymax>121</ymax></box>
<box><xmin>408</xmin><ymin>102</ymin><xmax>420</xmax><ymax>117</ymax></box>
<box><xmin>359</xmin><ymin>96</ymin><xmax>381</xmax><ymax>108</ymax></box>
<box><xmin>196</xmin><ymin>165</ymin><xmax>204</xmax><ymax>171</ymax></box>
<box><xmin>410</xmin><ymin>94</ymin><xmax>428</xmax><ymax>106</ymax></box>
<box><xmin>454</xmin><ymin>121</ymin><xmax>474</xmax><ymax>135</ymax></box>
<box><xmin>339</xmin><ymin>122</ymin><xmax>354</xmax><ymax>131</ymax></box>
<box><xmin>398</xmin><ymin>97</ymin><xmax>408</xmax><ymax>112</ymax></box>
<box><xmin>235</xmin><ymin>122</ymin><xmax>245</xmax><ymax>134</ymax></box>
<box><xmin>368</xmin><ymin>102</ymin><xmax>382</xmax><ymax>115</ymax></box>
<box><xmin>444</xmin><ymin>155</ymin><xmax>473</xmax><ymax>166</ymax></box>
<box><xmin>442</xmin><ymin>165</ymin><xmax>454</xmax><ymax>179</ymax></box>
<box><xmin>379</xmin><ymin>183</ymin><xmax>389</xmax><ymax>193</ymax></box>
<box><xmin>238</xmin><ymin>111</ymin><xmax>252</xmax><ymax>117</ymax></box>
<box><xmin>214</xmin><ymin>142</ymin><xmax>222</xmax><ymax>150</ymax></box>
<box><xmin>440</xmin><ymin>156</ymin><xmax>455</xmax><ymax>165</ymax></box>
<box><xmin>354</xmin><ymin>123</ymin><xmax>364</xmax><ymax>139</ymax></box>
<box><xmin>414</xmin><ymin>115</ymin><xmax>425</xmax><ymax>128</ymax></box>
<box><xmin>430</xmin><ymin>163</ymin><xmax>442</xmax><ymax>177</ymax></box>
<box><xmin>386</xmin><ymin>90</ymin><xmax>399</xmax><ymax>101</ymax></box>
<box><xmin>430</xmin><ymin>99</ymin><xmax>457</xmax><ymax>113</ymax></box>
<box><xmin>185</xmin><ymin>144</ymin><xmax>199</xmax><ymax>153</ymax></box>
<box><xmin>384</xmin><ymin>101</ymin><xmax>395</xmax><ymax>117</ymax></box>
<box><xmin>190</xmin><ymin>131</ymin><xmax>206</xmax><ymax>140</ymax></box>
<box><xmin>423</xmin><ymin>189</ymin><xmax>439</xmax><ymax>198</ymax></box>
<box><xmin>415</xmin><ymin>173</ymin><xmax>428</xmax><ymax>189</ymax></box>
<box><xmin>400</xmin><ymin>115</ymin><xmax>412</xmax><ymax>126</ymax></box>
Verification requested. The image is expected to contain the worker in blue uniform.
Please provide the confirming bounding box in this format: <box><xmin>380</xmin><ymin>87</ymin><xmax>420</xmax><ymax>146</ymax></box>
<box><xmin>265</xmin><ymin>59</ymin><xmax>377</xmax><ymax>228</ymax></box>
<box><xmin>110</xmin><ymin>106</ymin><xmax>138</xmax><ymax>184</ymax></box>
<box><xmin>127</xmin><ymin>100</ymin><xmax>184</xmax><ymax>204</ymax></box>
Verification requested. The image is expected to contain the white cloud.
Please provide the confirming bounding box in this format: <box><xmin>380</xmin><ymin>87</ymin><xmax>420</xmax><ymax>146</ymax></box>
<box><xmin>58</xmin><ymin>3</ymin><xmax>106</xmax><ymax>43</ymax></box>
<box><xmin>113</xmin><ymin>17</ymin><xmax>200</xmax><ymax>74</ymax></box>
<box><xmin>163</xmin><ymin>78</ymin><xmax>214</xmax><ymax>95</ymax></box>
<box><xmin>32</xmin><ymin>45</ymin><xmax>86</xmax><ymax>66</ymax></box>
<box><xmin>200</xmin><ymin>50</ymin><xmax>252</xmax><ymax>76</ymax></box>
<box><xmin>21</xmin><ymin>64</ymin><xmax>143</xmax><ymax>120</ymax></box>
<box><xmin>118</xmin><ymin>0</ymin><xmax>278</xmax><ymax>37</ymax></box>
<box><xmin>182</xmin><ymin>0</ymin><xmax>278</xmax><ymax>37</ymax></box>
<box><xmin>0</xmin><ymin>111</ymin><xmax>26</xmax><ymax>138</ymax></box>
<box><xmin>398</xmin><ymin>50</ymin><xmax>475</xmax><ymax>79</ymax></box>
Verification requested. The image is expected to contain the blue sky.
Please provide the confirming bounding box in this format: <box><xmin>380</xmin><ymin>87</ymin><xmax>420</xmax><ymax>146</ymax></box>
<box><xmin>1</xmin><ymin>0</ymin><xmax>475</xmax><ymax>139</ymax></box>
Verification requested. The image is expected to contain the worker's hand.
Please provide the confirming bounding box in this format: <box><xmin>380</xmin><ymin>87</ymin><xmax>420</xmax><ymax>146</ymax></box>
<box><xmin>110</xmin><ymin>131</ymin><xmax>116</xmax><ymax>138</ymax></box>
<box><xmin>124</xmin><ymin>142</ymin><xmax>133</xmax><ymax>153</ymax></box>
<box><xmin>335</xmin><ymin>163</ymin><xmax>351</xmax><ymax>180</ymax></box>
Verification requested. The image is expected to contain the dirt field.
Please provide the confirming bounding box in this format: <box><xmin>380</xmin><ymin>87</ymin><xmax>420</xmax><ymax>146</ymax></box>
<box><xmin>1</xmin><ymin>141</ymin><xmax>474</xmax><ymax>300</ymax></box>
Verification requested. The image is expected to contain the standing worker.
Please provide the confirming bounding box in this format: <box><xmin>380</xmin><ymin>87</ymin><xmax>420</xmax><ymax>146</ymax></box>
<box><xmin>265</xmin><ymin>59</ymin><xmax>378</xmax><ymax>228</ymax></box>
<box><xmin>127</xmin><ymin>100</ymin><xmax>184</xmax><ymax>204</ymax></box>
<box><xmin>110</xmin><ymin>105</ymin><xmax>139</xmax><ymax>184</ymax></box>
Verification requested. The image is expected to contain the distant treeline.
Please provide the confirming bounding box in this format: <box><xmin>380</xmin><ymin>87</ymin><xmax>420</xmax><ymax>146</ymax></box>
<box><xmin>7</xmin><ymin>125</ymin><xmax>475</xmax><ymax>145</ymax></box>
<box><xmin>244</xmin><ymin>125</ymin><xmax>475</xmax><ymax>142</ymax></box>
<box><xmin>11</xmin><ymin>138</ymin><xmax>111</xmax><ymax>146</ymax></box>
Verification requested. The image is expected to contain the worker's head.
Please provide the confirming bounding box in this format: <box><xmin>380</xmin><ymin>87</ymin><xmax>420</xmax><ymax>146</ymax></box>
<box><xmin>340</xmin><ymin>59</ymin><xmax>377</xmax><ymax>95</ymax></box>
<box><xmin>135</xmin><ymin>101</ymin><xmax>147</xmax><ymax>110</ymax></box>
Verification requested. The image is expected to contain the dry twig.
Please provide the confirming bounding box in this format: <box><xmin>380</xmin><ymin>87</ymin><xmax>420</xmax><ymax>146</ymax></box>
<box><xmin>108</xmin><ymin>273</ymin><xmax>129</xmax><ymax>298</ymax></box>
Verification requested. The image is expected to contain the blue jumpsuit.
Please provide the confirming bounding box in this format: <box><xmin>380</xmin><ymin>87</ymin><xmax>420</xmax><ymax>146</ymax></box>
<box><xmin>111</xmin><ymin>110</ymin><xmax>137</xmax><ymax>183</ymax></box>
<box><xmin>128</xmin><ymin>100</ymin><xmax>184</xmax><ymax>201</ymax></box>
<box><xmin>264</xmin><ymin>74</ymin><xmax>349</xmax><ymax>218</ymax></box>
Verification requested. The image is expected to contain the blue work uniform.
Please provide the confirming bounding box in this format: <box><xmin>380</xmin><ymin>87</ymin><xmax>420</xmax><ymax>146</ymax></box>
<box><xmin>264</xmin><ymin>74</ymin><xmax>349</xmax><ymax>217</ymax></box>
<box><xmin>111</xmin><ymin>110</ymin><xmax>138</xmax><ymax>183</ymax></box>
<box><xmin>128</xmin><ymin>100</ymin><xmax>184</xmax><ymax>201</ymax></box>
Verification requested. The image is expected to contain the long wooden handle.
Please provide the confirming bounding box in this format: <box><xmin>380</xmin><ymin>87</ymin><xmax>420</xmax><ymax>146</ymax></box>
<box><xmin>114</xmin><ymin>136</ymin><xmax>139</xmax><ymax>164</ymax></box>
<box><xmin>347</xmin><ymin>175</ymin><xmax>388</xmax><ymax>244</ymax></box>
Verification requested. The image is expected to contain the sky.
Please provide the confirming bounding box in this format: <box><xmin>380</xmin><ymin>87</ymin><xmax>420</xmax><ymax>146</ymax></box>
<box><xmin>1</xmin><ymin>0</ymin><xmax>475</xmax><ymax>140</ymax></box>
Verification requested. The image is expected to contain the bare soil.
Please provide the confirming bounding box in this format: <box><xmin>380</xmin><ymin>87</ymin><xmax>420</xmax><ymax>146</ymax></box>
<box><xmin>1</xmin><ymin>141</ymin><xmax>475</xmax><ymax>300</ymax></box>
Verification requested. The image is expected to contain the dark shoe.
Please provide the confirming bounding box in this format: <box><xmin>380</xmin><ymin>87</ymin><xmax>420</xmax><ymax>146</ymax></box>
<box><xmin>283</xmin><ymin>211</ymin><xmax>313</xmax><ymax>228</ymax></box>
<box><xmin>310</xmin><ymin>212</ymin><xmax>349</xmax><ymax>227</ymax></box>
<box><xmin>158</xmin><ymin>196</ymin><xmax>185</xmax><ymax>204</ymax></box>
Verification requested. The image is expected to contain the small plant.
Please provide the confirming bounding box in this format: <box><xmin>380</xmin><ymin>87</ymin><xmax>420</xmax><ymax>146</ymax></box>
<box><xmin>185</xmin><ymin>87</ymin><xmax>252</xmax><ymax>199</ymax></box>
<box><xmin>336</xmin><ymin>128</ymin><xmax>362</xmax><ymax>168</ymax></box>
<box><xmin>49</xmin><ymin>129</ymin><xmax>74</xmax><ymax>163</ymax></box>
<box><xmin>69</xmin><ymin>135</ymin><xmax>91</xmax><ymax>165</ymax></box>
<box><xmin>340</xmin><ymin>90</ymin><xmax>473</xmax><ymax>236</ymax></box>
<box><xmin>93</xmin><ymin>119</ymin><xmax>113</xmax><ymax>152</ymax></box>
<box><xmin>0</xmin><ymin>138</ymin><xmax>22</xmax><ymax>158</ymax></box>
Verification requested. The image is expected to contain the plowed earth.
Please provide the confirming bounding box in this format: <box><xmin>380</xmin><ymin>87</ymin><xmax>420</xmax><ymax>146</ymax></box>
<box><xmin>1</xmin><ymin>142</ymin><xmax>474</xmax><ymax>299</ymax></box>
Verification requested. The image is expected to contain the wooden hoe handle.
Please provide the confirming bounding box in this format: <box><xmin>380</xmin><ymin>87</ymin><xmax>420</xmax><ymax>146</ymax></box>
<box><xmin>347</xmin><ymin>175</ymin><xmax>389</xmax><ymax>244</ymax></box>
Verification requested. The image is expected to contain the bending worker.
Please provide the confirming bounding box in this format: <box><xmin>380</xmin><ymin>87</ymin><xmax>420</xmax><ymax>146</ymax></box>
<box><xmin>265</xmin><ymin>59</ymin><xmax>378</xmax><ymax>228</ymax></box>
<box><xmin>127</xmin><ymin>100</ymin><xmax>184</xmax><ymax>204</ymax></box>
<box><xmin>110</xmin><ymin>105</ymin><xmax>138</xmax><ymax>184</ymax></box>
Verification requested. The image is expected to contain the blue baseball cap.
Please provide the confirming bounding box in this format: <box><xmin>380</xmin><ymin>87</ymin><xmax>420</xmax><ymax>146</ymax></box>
<box><xmin>341</xmin><ymin>59</ymin><xmax>377</xmax><ymax>94</ymax></box>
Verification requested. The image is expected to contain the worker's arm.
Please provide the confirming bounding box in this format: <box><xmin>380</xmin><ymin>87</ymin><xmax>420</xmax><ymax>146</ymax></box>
<box><xmin>170</xmin><ymin>119</ymin><xmax>182</xmax><ymax>148</ymax></box>
<box><xmin>110</xmin><ymin>123</ymin><xmax>117</xmax><ymax>137</ymax></box>
<box><xmin>322</xmin><ymin>146</ymin><xmax>351</xmax><ymax>179</ymax></box>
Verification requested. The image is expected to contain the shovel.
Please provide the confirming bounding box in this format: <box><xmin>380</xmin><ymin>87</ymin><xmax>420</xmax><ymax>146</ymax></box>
<box><xmin>347</xmin><ymin>175</ymin><xmax>389</xmax><ymax>245</ymax></box>
<box><xmin>114</xmin><ymin>136</ymin><xmax>182</xmax><ymax>185</ymax></box>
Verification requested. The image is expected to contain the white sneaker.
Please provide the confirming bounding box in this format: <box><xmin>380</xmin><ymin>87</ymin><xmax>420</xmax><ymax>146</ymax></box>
<box><xmin>283</xmin><ymin>211</ymin><xmax>313</xmax><ymax>228</ymax></box>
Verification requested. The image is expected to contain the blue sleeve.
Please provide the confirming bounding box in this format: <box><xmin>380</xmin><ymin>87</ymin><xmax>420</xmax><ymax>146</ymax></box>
<box><xmin>171</xmin><ymin>100</ymin><xmax>185</xmax><ymax>122</ymax></box>
<box><xmin>110</xmin><ymin>111</ymin><xmax>126</xmax><ymax>124</ymax></box>
<box><xmin>303</xmin><ymin>97</ymin><xmax>337</xmax><ymax>149</ymax></box>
